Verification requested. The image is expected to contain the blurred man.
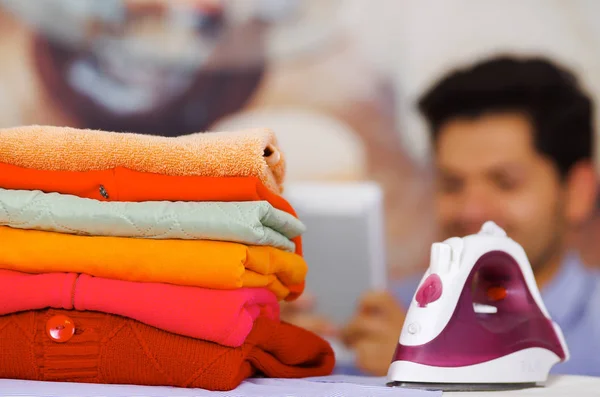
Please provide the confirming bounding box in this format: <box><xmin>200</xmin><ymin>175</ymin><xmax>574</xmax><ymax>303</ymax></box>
<box><xmin>288</xmin><ymin>55</ymin><xmax>600</xmax><ymax>377</ymax></box>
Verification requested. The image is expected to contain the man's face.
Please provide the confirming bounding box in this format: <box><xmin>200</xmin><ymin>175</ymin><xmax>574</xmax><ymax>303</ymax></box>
<box><xmin>434</xmin><ymin>112</ymin><xmax>566</xmax><ymax>269</ymax></box>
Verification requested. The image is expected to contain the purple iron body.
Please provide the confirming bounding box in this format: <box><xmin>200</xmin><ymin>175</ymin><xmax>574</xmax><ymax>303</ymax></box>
<box><xmin>387</xmin><ymin>221</ymin><xmax>569</xmax><ymax>390</ymax></box>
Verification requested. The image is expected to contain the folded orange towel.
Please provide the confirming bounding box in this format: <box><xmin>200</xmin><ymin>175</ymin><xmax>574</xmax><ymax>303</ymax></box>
<box><xmin>0</xmin><ymin>226</ymin><xmax>306</xmax><ymax>301</ymax></box>
<box><xmin>0</xmin><ymin>125</ymin><xmax>285</xmax><ymax>194</ymax></box>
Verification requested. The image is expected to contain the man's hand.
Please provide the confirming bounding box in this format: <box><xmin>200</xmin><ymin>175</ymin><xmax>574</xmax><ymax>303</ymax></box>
<box><xmin>341</xmin><ymin>290</ymin><xmax>406</xmax><ymax>376</ymax></box>
<box><xmin>280</xmin><ymin>292</ymin><xmax>339</xmax><ymax>337</ymax></box>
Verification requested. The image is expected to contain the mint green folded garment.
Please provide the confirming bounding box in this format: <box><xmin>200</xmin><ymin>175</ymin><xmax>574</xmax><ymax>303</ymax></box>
<box><xmin>0</xmin><ymin>188</ymin><xmax>305</xmax><ymax>252</ymax></box>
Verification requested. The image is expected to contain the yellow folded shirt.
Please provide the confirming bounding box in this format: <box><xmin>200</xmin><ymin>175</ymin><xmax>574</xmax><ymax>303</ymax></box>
<box><xmin>0</xmin><ymin>226</ymin><xmax>307</xmax><ymax>301</ymax></box>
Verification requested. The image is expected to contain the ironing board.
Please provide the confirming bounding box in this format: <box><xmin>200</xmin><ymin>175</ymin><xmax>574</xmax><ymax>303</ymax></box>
<box><xmin>445</xmin><ymin>375</ymin><xmax>600</xmax><ymax>396</ymax></box>
<box><xmin>0</xmin><ymin>375</ymin><xmax>597</xmax><ymax>396</ymax></box>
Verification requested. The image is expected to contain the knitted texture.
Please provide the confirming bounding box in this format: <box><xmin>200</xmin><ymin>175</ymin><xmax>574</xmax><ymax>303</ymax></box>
<box><xmin>0</xmin><ymin>310</ymin><xmax>335</xmax><ymax>391</ymax></box>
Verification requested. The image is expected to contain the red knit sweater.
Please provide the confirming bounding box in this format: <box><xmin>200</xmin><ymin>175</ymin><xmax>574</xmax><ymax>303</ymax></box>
<box><xmin>0</xmin><ymin>309</ymin><xmax>335</xmax><ymax>391</ymax></box>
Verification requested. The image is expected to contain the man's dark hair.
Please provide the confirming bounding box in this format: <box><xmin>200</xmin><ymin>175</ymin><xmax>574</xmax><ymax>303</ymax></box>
<box><xmin>418</xmin><ymin>55</ymin><xmax>594</xmax><ymax>178</ymax></box>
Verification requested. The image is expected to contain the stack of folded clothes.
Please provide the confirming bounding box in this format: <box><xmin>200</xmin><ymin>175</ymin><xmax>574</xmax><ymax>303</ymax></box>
<box><xmin>0</xmin><ymin>125</ymin><xmax>335</xmax><ymax>391</ymax></box>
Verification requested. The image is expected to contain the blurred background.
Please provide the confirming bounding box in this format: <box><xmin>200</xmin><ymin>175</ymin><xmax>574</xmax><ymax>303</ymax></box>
<box><xmin>1</xmin><ymin>0</ymin><xmax>600</xmax><ymax>280</ymax></box>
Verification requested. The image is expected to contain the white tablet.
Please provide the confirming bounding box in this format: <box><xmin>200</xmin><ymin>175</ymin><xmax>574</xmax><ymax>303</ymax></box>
<box><xmin>284</xmin><ymin>181</ymin><xmax>387</xmax><ymax>326</ymax></box>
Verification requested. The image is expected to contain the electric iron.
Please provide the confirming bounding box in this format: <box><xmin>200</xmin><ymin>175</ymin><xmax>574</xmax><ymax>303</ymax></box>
<box><xmin>387</xmin><ymin>221</ymin><xmax>569</xmax><ymax>391</ymax></box>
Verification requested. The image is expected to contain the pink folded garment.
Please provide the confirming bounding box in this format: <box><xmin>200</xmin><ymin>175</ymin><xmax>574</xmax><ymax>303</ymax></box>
<box><xmin>0</xmin><ymin>270</ymin><xmax>279</xmax><ymax>347</ymax></box>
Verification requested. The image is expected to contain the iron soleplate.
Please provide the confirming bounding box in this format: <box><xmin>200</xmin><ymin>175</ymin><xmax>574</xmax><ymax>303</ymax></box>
<box><xmin>387</xmin><ymin>381</ymin><xmax>541</xmax><ymax>392</ymax></box>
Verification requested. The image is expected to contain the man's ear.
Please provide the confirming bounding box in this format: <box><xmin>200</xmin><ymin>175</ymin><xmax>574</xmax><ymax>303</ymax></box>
<box><xmin>565</xmin><ymin>161</ymin><xmax>598</xmax><ymax>225</ymax></box>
